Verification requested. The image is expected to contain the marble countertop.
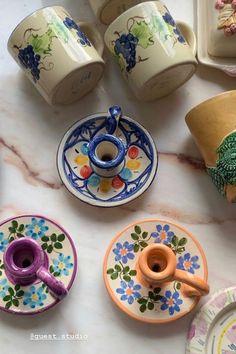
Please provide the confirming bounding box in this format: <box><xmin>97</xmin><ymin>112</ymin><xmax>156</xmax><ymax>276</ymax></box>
<box><xmin>0</xmin><ymin>0</ymin><xmax>236</xmax><ymax>353</ymax></box>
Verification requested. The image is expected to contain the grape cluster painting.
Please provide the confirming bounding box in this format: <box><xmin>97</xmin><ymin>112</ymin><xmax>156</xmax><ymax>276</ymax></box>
<box><xmin>18</xmin><ymin>45</ymin><xmax>41</xmax><ymax>82</ymax></box>
<box><xmin>13</xmin><ymin>14</ymin><xmax>92</xmax><ymax>83</ymax></box>
<box><xmin>111</xmin><ymin>8</ymin><xmax>186</xmax><ymax>74</ymax></box>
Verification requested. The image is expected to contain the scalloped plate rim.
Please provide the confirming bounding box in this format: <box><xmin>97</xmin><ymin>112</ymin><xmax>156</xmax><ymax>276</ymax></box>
<box><xmin>186</xmin><ymin>286</ymin><xmax>236</xmax><ymax>353</ymax></box>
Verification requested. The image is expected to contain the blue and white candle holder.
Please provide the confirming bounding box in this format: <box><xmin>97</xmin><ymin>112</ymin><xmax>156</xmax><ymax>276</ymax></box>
<box><xmin>57</xmin><ymin>106</ymin><xmax>158</xmax><ymax>207</ymax></box>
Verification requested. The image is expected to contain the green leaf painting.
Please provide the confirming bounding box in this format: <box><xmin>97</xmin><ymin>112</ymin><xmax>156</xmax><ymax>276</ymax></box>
<box><xmin>130</xmin><ymin>20</ymin><xmax>154</xmax><ymax>49</ymax></box>
<box><xmin>27</xmin><ymin>28</ymin><xmax>56</xmax><ymax>57</ymax></box>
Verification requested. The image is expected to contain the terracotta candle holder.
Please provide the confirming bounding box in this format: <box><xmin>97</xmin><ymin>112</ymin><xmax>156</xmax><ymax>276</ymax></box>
<box><xmin>186</xmin><ymin>90</ymin><xmax>236</xmax><ymax>203</ymax></box>
<box><xmin>137</xmin><ymin>244</ymin><xmax>209</xmax><ymax>298</ymax></box>
<box><xmin>104</xmin><ymin>219</ymin><xmax>209</xmax><ymax>323</ymax></box>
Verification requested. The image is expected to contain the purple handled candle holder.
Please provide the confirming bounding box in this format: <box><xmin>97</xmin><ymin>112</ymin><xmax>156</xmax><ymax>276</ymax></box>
<box><xmin>0</xmin><ymin>215</ymin><xmax>77</xmax><ymax>315</ymax></box>
<box><xmin>4</xmin><ymin>238</ymin><xmax>68</xmax><ymax>299</ymax></box>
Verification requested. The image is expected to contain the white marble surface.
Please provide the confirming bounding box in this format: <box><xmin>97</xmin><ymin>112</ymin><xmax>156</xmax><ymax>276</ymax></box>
<box><xmin>0</xmin><ymin>0</ymin><xmax>236</xmax><ymax>353</ymax></box>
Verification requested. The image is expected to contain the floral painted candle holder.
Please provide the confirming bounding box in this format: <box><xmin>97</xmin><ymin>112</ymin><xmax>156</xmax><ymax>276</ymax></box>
<box><xmin>0</xmin><ymin>215</ymin><xmax>77</xmax><ymax>315</ymax></box>
<box><xmin>57</xmin><ymin>106</ymin><xmax>158</xmax><ymax>207</ymax></box>
<box><xmin>4</xmin><ymin>238</ymin><xmax>68</xmax><ymax>299</ymax></box>
<box><xmin>104</xmin><ymin>220</ymin><xmax>209</xmax><ymax>323</ymax></box>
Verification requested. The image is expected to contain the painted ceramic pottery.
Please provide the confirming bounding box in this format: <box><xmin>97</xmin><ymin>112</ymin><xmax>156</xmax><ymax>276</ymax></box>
<box><xmin>186</xmin><ymin>91</ymin><xmax>236</xmax><ymax>203</ymax></box>
<box><xmin>104</xmin><ymin>1</ymin><xmax>197</xmax><ymax>101</ymax></box>
<box><xmin>0</xmin><ymin>215</ymin><xmax>77</xmax><ymax>315</ymax></box>
<box><xmin>57</xmin><ymin>106</ymin><xmax>158</xmax><ymax>207</ymax></box>
<box><xmin>103</xmin><ymin>220</ymin><xmax>208</xmax><ymax>324</ymax></box>
<box><xmin>197</xmin><ymin>0</ymin><xmax>236</xmax><ymax>76</ymax></box>
<box><xmin>186</xmin><ymin>286</ymin><xmax>236</xmax><ymax>353</ymax></box>
<box><xmin>8</xmin><ymin>6</ymin><xmax>104</xmax><ymax>104</ymax></box>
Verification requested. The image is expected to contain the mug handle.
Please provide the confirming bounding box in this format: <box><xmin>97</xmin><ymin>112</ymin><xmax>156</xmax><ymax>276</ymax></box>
<box><xmin>176</xmin><ymin>21</ymin><xmax>197</xmax><ymax>57</ymax></box>
<box><xmin>37</xmin><ymin>266</ymin><xmax>68</xmax><ymax>299</ymax></box>
<box><xmin>78</xmin><ymin>22</ymin><xmax>104</xmax><ymax>57</ymax></box>
<box><xmin>173</xmin><ymin>268</ymin><xmax>209</xmax><ymax>297</ymax></box>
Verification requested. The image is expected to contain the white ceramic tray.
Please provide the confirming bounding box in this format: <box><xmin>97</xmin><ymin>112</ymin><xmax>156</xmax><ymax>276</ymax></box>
<box><xmin>197</xmin><ymin>0</ymin><xmax>236</xmax><ymax>76</ymax></box>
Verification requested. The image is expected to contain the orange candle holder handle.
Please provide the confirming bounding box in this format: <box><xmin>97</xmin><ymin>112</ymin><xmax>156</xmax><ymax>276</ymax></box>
<box><xmin>138</xmin><ymin>244</ymin><xmax>209</xmax><ymax>298</ymax></box>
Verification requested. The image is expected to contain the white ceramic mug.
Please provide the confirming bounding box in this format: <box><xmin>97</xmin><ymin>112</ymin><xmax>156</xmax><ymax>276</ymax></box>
<box><xmin>8</xmin><ymin>6</ymin><xmax>105</xmax><ymax>105</ymax></box>
<box><xmin>104</xmin><ymin>1</ymin><xmax>197</xmax><ymax>101</ymax></box>
<box><xmin>89</xmin><ymin>0</ymin><xmax>142</xmax><ymax>25</ymax></box>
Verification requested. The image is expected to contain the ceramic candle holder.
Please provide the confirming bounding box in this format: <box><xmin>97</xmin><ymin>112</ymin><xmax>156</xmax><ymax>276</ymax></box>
<box><xmin>138</xmin><ymin>244</ymin><xmax>209</xmax><ymax>297</ymax></box>
<box><xmin>57</xmin><ymin>105</ymin><xmax>158</xmax><ymax>207</ymax></box>
<box><xmin>88</xmin><ymin>0</ymin><xmax>141</xmax><ymax>25</ymax></box>
<box><xmin>8</xmin><ymin>6</ymin><xmax>105</xmax><ymax>105</ymax></box>
<box><xmin>88</xmin><ymin>106</ymin><xmax>126</xmax><ymax>178</ymax></box>
<box><xmin>4</xmin><ymin>238</ymin><xmax>67</xmax><ymax>299</ymax></box>
<box><xmin>0</xmin><ymin>215</ymin><xmax>77</xmax><ymax>315</ymax></box>
<box><xmin>104</xmin><ymin>220</ymin><xmax>209</xmax><ymax>323</ymax></box>
<box><xmin>104</xmin><ymin>1</ymin><xmax>197</xmax><ymax>101</ymax></box>
<box><xmin>186</xmin><ymin>91</ymin><xmax>236</xmax><ymax>203</ymax></box>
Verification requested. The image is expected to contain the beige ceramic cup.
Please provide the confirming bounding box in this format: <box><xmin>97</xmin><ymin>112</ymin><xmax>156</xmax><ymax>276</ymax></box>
<box><xmin>186</xmin><ymin>91</ymin><xmax>236</xmax><ymax>203</ymax></box>
<box><xmin>8</xmin><ymin>6</ymin><xmax>105</xmax><ymax>105</ymax></box>
<box><xmin>89</xmin><ymin>0</ymin><xmax>142</xmax><ymax>25</ymax></box>
<box><xmin>104</xmin><ymin>1</ymin><xmax>197</xmax><ymax>101</ymax></box>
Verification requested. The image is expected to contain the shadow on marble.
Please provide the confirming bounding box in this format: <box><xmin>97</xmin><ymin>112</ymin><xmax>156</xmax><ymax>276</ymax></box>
<box><xmin>59</xmin><ymin>179</ymin><xmax>157</xmax><ymax>224</ymax></box>
<box><xmin>195</xmin><ymin>64</ymin><xmax>236</xmax><ymax>91</ymax></box>
<box><xmin>0</xmin><ymin>298</ymin><xmax>63</xmax><ymax>329</ymax></box>
<box><xmin>102</xmin><ymin>58</ymin><xmax>188</xmax><ymax>134</ymax></box>
<box><xmin>15</xmin><ymin>53</ymin><xmax>187</xmax><ymax>143</ymax></box>
<box><xmin>181</xmin><ymin>134</ymin><xmax>202</xmax><ymax>159</ymax></box>
<box><xmin>16</xmin><ymin>71</ymin><xmax>109</xmax><ymax>130</ymax></box>
<box><xmin>104</xmin><ymin>292</ymin><xmax>195</xmax><ymax>340</ymax></box>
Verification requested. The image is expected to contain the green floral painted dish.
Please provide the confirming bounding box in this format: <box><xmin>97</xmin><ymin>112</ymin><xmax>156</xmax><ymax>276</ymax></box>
<box><xmin>103</xmin><ymin>220</ymin><xmax>208</xmax><ymax>324</ymax></box>
<box><xmin>0</xmin><ymin>215</ymin><xmax>77</xmax><ymax>315</ymax></box>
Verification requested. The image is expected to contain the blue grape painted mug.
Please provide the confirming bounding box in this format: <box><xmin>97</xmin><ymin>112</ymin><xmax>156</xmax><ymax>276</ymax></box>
<box><xmin>8</xmin><ymin>6</ymin><xmax>105</xmax><ymax>105</ymax></box>
<box><xmin>104</xmin><ymin>0</ymin><xmax>197</xmax><ymax>101</ymax></box>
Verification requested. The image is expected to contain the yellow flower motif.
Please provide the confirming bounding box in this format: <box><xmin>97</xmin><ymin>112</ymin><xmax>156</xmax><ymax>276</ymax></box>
<box><xmin>33</xmin><ymin>226</ymin><xmax>41</xmax><ymax>233</ymax></box>
<box><xmin>32</xmin><ymin>294</ymin><xmax>38</xmax><ymax>301</ymax></box>
<box><xmin>58</xmin><ymin>262</ymin><xmax>65</xmax><ymax>270</ymax></box>
<box><xmin>74</xmin><ymin>155</ymin><xmax>88</xmax><ymax>166</ymax></box>
<box><xmin>127</xmin><ymin>160</ymin><xmax>141</xmax><ymax>170</ymax></box>
<box><xmin>100</xmin><ymin>179</ymin><xmax>111</xmax><ymax>193</ymax></box>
